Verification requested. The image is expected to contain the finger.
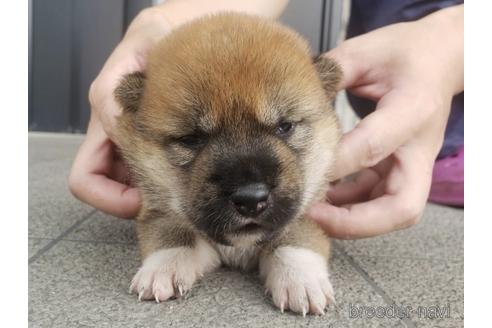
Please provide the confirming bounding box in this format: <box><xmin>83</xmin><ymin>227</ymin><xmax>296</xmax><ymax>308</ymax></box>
<box><xmin>308</xmin><ymin>147</ymin><xmax>432</xmax><ymax>239</ymax></box>
<box><xmin>89</xmin><ymin>46</ymin><xmax>147</xmax><ymax>141</ymax></box>
<box><xmin>323</xmin><ymin>45</ymin><xmax>369</xmax><ymax>91</ymax></box>
<box><xmin>96</xmin><ymin>98</ymin><xmax>120</xmax><ymax>142</ymax></box>
<box><xmin>307</xmin><ymin>197</ymin><xmax>407</xmax><ymax>239</ymax></box>
<box><xmin>326</xmin><ymin>169</ymin><xmax>380</xmax><ymax>205</ymax></box>
<box><xmin>81</xmin><ymin>174</ymin><xmax>140</xmax><ymax>219</ymax></box>
<box><xmin>332</xmin><ymin>91</ymin><xmax>423</xmax><ymax>179</ymax></box>
<box><xmin>326</xmin><ymin>156</ymin><xmax>394</xmax><ymax>205</ymax></box>
<box><xmin>70</xmin><ymin>151</ymin><xmax>141</xmax><ymax>218</ymax></box>
<box><xmin>69</xmin><ymin>119</ymin><xmax>141</xmax><ymax>218</ymax></box>
<box><xmin>369</xmin><ymin>179</ymin><xmax>387</xmax><ymax>200</ymax></box>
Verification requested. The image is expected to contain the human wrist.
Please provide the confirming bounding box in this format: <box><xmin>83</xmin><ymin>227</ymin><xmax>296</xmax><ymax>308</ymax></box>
<box><xmin>124</xmin><ymin>7</ymin><xmax>173</xmax><ymax>45</ymax></box>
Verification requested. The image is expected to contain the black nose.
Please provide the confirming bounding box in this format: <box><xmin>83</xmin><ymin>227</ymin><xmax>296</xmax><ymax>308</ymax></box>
<box><xmin>231</xmin><ymin>183</ymin><xmax>270</xmax><ymax>217</ymax></box>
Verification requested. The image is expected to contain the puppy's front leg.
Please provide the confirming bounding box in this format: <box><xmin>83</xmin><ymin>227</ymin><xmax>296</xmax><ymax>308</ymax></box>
<box><xmin>259</xmin><ymin>218</ymin><xmax>334</xmax><ymax>316</ymax></box>
<box><xmin>130</xmin><ymin>211</ymin><xmax>221</xmax><ymax>302</ymax></box>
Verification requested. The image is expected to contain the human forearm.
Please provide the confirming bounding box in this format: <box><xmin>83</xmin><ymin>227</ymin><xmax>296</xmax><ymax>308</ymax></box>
<box><xmin>418</xmin><ymin>4</ymin><xmax>464</xmax><ymax>95</ymax></box>
<box><xmin>153</xmin><ymin>0</ymin><xmax>289</xmax><ymax>29</ymax></box>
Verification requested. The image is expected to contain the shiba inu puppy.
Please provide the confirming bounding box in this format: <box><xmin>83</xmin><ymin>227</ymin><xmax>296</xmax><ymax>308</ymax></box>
<box><xmin>114</xmin><ymin>13</ymin><xmax>341</xmax><ymax>316</ymax></box>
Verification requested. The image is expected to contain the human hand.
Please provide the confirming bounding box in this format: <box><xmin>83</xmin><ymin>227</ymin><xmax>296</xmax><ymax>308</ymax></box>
<box><xmin>307</xmin><ymin>5</ymin><xmax>463</xmax><ymax>239</ymax></box>
<box><xmin>69</xmin><ymin>117</ymin><xmax>141</xmax><ymax>218</ymax></box>
<box><xmin>69</xmin><ymin>8</ymin><xmax>171</xmax><ymax>218</ymax></box>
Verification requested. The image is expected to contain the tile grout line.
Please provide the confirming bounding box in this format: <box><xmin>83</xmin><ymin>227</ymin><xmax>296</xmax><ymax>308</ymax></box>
<box><xmin>28</xmin><ymin>209</ymin><xmax>97</xmax><ymax>264</ymax></box>
<box><xmin>29</xmin><ymin>237</ymin><xmax>136</xmax><ymax>246</ymax></box>
<box><xmin>339</xmin><ymin>253</ymin><xmax>460</xmax><ymax>262</ymax></box>
<box><xmin>332</xmin><ymin>241</ymin><xmax>417</xmax><ymax>328</ymax></box>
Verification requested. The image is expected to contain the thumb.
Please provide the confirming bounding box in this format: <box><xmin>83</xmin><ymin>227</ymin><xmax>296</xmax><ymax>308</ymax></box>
<box><xmin>332</xmin><ymin>91</ymin><xmax>421</xmax><ymax>179</ymax></box>
<box><xmin>323</xmin><ymin>43</ymin><xmax>368</xmax><ymax>91</ymax></box>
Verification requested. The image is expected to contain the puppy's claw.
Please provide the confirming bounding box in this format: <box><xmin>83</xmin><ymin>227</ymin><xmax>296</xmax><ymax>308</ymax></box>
<box><xmin>129</xmin><ymin>280</ymin><xmax>137</xmax><ymax>294</ymax></box>
<box><xmin>314</xmin><ymin>305</ymin><xmax>325</xmax><ymax>316</ymax></box>
<box><xmin>155</xmin><ymin>294</ymin><xmax>160</xmax><ymax>303</ymax></box>
<box><xmin>138</xmin><ymin>291</ymin><xmax>143</xmax><ymax>302</ymax></box>
<box><xmin>280</xmin><ymin>303</ymin><xmax>285</xmax><ymax>314</ymax></box>
<box><xmin>327</xmin><ymin>295</ymin><xmax>336</xmax><ymax>306</ymax></box>
<box><xmin>302</xmin><ymin>307</ymin><xmax>307</xmax><ymax>317</ymax></box>
<box><xmin>177</xmin><ymin>284</ymin><xmax>184</xmax><ymax>297</ymax></box>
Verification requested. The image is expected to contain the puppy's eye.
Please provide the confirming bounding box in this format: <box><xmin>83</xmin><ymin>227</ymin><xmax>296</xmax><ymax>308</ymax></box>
<box><xmin>177</xmin><ymin>134</ymin><xmax>202</xmax><ymax>147</ymax></box>
<box><xmin>276</xmin><ymin>121</ymin><xmax>294</xmax><ymax>136</ymax></box>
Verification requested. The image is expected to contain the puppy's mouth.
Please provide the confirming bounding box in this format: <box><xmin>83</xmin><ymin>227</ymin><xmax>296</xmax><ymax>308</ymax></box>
<box><xmin>231</xmin><ymin>219</ymin><xmax>265</xmax><ymax>234</ymax></box>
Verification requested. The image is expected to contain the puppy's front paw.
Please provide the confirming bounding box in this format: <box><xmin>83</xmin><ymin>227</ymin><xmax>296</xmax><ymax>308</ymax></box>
<box><xmin>130</xmin><ymin>238</ymin><xmax>220</xmax><ymax>303</ymax></box>
<box><xmin>260</xmin><ymin>246</ymin><xmax>334</xmax><ymax>316</ymax></box>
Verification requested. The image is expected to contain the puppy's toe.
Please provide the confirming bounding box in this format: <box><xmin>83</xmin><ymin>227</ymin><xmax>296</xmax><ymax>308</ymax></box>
<box><xmin>152</xmin><ymin>271</ymin><xmax>175</xmax><ymax>302</ymax></box>
<box><xmin>129</xmin><ymin>268</ymin><xmax>155</xmax><ymax>301</ymax></box>
<box><xmin>321</xmin><ymin>277</ymin><xmax>336</xmax><ymax>305</ymax></box>
<box><xmin>286</xmin><ymin>284</ymin><xmax>309</xmax><ymax>316</ymax></box>
<box><xmin>270</xmin><ymin>286</ymin><xmax>288</xmax><ymax>313</ymax></box>
<box><xmin>306</xmin><ymin>284</ymin><xmax>328</xmax><ymax>315</ymax></box>
<box><xmin>174</xmin><ymin>266</ymin><xmax>199</xmax><ymax>296</ymax></box>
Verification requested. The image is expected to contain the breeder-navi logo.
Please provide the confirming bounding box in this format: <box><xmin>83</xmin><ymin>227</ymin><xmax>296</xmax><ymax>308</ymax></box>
<box><xmin>349</xmin><ymin>303</ymin><xmax>451</xmax><ymax>319</ymax></box>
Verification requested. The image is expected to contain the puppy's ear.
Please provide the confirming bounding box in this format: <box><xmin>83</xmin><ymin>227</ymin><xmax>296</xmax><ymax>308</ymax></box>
<box><xmin>313</xmin><ymin>55</ymin><xmax>342</xmax><ymax>99</ymax></box>
<box><xmin>114</xmin><ymin>72</ymin><xmax>146</xmax><ymax>113</ymax></box>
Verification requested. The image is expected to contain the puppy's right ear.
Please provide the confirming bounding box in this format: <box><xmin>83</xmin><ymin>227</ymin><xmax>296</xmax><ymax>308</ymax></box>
<box><xmin>114</xmin><ymin>72</ymin><xmax>146</xmax><ymax>113</ymax></box>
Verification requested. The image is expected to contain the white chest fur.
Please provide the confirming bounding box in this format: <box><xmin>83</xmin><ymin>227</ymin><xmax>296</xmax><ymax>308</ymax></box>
<box><xmin>215</xmin><ymin>243</ymin><xmax>261</xmax><ymax>271</ymax></box>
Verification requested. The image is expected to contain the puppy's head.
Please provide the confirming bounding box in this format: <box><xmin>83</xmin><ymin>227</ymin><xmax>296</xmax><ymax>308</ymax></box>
<box><xmin>115</xmin><ymin>14</ymin><xmax>341</xmax><ymax>245</ymax></box>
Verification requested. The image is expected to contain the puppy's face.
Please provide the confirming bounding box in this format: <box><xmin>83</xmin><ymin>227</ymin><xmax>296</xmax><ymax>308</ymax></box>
<box><xmin>115</xmin><ymin>14</ymin><xmax>341</xmax><ymax>245</ymax></box>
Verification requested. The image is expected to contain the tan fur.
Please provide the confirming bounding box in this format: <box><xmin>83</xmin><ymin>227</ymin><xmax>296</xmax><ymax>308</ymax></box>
<box><xmin>114</xmin><ymin>13</ymin><xmax>342</xmax><ymax>315</ymax></box>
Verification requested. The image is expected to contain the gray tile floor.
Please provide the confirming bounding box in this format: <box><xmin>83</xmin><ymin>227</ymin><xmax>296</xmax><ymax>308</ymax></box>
<box><xmin>29</xmin><ymin>133</ymin><xmax>464</xmax><ymax>328</ymax></box>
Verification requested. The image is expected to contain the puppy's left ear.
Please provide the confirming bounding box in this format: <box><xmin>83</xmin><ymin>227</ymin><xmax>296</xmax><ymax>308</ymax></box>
<box><xmin>313</xmin><ymin>55</ymin><xmax>342</xmax><ymax>99</ymax></box>
<box><xmin>114</xmin><ymin>71</ymin><xmax>146</xmax><ymax>113</ymax></box>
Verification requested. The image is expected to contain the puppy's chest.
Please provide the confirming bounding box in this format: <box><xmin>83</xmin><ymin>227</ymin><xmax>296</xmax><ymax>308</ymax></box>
<box><xmin>214</xmin><ymin>244</ymin><xmax>261</xmax><ymax>271</ymax></box>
